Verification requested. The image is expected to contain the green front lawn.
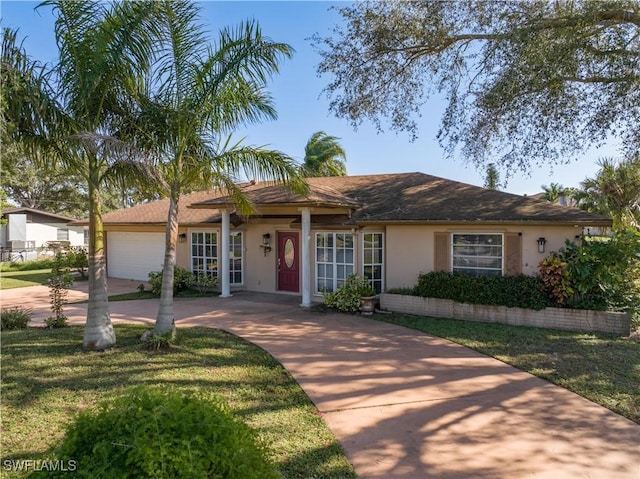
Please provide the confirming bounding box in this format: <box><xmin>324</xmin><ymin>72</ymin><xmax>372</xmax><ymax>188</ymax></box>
<box><xmin>0</xmin><ymin>325</ymin><xmax>356</xmax><ymax>479</ymax></box>
<box><xmin>375</xmin><ymin>313</ymin><xmax>640</xmax><ymax>423</ymax></box>
<box><xmin>0</xmin><ymin>269</ymin><xmax>51</xmax><ymax>289</ymax></box>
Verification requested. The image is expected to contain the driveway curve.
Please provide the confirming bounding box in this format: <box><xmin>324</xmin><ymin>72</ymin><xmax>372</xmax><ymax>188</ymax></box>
<box><xmin>2</xmin><ymin>284</ymin><xmax>639</xmax><ymax>478</ymax></box>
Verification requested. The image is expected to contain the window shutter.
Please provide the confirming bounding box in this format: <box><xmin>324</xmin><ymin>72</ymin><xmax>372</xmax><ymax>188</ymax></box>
<box><xmin>434</xmin><ymin>232</ymin><xmax>450</xmax><ymax>272</ymax></box>
<box><xmin>504</xmin><ymin>233</ymin><xmax>522</xmax><ymax>275</ymax></box>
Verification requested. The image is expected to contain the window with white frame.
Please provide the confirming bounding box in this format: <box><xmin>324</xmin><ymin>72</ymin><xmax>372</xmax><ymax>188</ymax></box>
<box><xmin>191</xmin><ymin>231</ymin><xmax>243</xmax><ymax>284</ymax></box>
<box><xmin>363</xmin><ymin>232</ymin><xmax>384</xmax><ymax>293</ymax></box>
<box><xmin>191</xmin><ymin>231</ymin><xmax>218</xmax><ymax>279</ymax></box>
<box><xmin>316</xmin><ymin>232</ymin><xmax>354</xmax><ymax>293</ymax></box>
<box><xmin>452</xmin><ymin>233</ymin><xmax>503</xmax><ymax>276</ymax></box>
<box><xmin>229</xmin><ymin>232</ymin><xmax>243</xmax><ymax>284</ymax></box>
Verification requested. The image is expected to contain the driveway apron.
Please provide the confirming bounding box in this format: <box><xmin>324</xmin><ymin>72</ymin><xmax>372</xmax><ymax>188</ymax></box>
<box><xmin>2</xmin><ymin>286</ymin><xmax>639</xmax><ymax>479</ymax></box>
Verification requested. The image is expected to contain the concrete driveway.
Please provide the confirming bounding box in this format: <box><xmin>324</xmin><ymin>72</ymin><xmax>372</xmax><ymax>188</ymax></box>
<box><xmin>1</xmin><ymin>280</ymin><xmax>639</xmax><ymax>478</ymax></box>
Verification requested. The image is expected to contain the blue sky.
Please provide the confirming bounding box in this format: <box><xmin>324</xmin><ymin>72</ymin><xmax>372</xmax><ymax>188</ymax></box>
<box><xmin>1</xmin><ymin>1</ymin><xmax>617</xmax><ymax>195</ymax></box>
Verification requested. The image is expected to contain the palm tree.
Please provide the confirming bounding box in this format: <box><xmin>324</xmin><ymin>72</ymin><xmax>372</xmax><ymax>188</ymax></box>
<box><xmin>575</xmin><ymin>157</ymin><xmax>640</xmax><ymax>231</ymax></box>
<box><xmin>2</xmin><ymin>2</ymin><xmax>158</xmax><ymax>350</ymax></box>
<box><xmin>129</xmin><ymin>2</ymin><xmax>306</xmax><ymax>335</ymax></box>
<box><xmin>541</xmin><ymin>183</ymin><xmax>563</xmax><ymax>203</ymax></box>
<box><xmin>302</xmin><ymin>131</ymin><xmax>347</xmax><ymax>177</ymax></box>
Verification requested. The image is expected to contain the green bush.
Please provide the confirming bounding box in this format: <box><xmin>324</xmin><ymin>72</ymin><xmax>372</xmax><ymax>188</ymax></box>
<box><xmin>148</xmin><ymin>266</ymin><xmax>194</xmax><ymax>296</ymax></box>
<box><xmin>323</xmin><ymin>274</ymin><xmax>376</xmax><ymax>313</ymax></box>
<box><xmin>412</xmin><ymin>272</ymin><xmax>551</xmax><ymax>310</ymax></box>
<box><xmin>65</xmin><ymin>246</ymin><xmax>88</xmax><ymax>278</ymax></box>
<box><xmin>191</xmin><ymin>273</ymin><xmax>218</xmax><ymax>294</ymax></box>
<box><xmin>143</xmin><ymin>331</ymin><xmax>175</xmax><ymax>351</ymax></box>
<box><xmin>1</xmin><ymin>307</ymin><xmax>32</xmax><ymax>330</ymax></box>
<box><xmin>0</xmin><ymin>258</ymin><xmax>55</xmax><ymax>272</ymax></box>
<box><xmin>37</xmin><ymin>386</ymin><xmax>279</xmax><ymax>479</ymax></box>
<box><xmin>554</xmin><ymin>232</ymin><xmax>640</xmax><ymax>313</ymax></box>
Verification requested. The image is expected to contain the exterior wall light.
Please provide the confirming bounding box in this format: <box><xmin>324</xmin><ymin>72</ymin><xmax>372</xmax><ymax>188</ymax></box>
<box><xmin>261</xmin><ymin>233</ymin><xmax>271</xmax><ymax>256</ymax></box>
<box><xmin>178</xmin><ymin>233</ymin><xmax>187</xmax><ymax>243</ymax></box>
<box><xmin>537</xmin><ymin>237</ymin><xmax>547</xmax><ymax>253</ymax></box>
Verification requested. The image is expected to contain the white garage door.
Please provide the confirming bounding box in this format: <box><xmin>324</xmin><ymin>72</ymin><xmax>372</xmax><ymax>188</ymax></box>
<box><xmin>107</xmin><ymin>232</ymin><xmax>165</xmax><ymax>281</ymax></box>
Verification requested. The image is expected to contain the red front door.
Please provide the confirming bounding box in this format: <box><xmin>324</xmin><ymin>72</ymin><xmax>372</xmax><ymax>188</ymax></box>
<box><xmin>277</xmin><ymin>231</ymin><xmax>299</xmax><ymax>292</ymax></box>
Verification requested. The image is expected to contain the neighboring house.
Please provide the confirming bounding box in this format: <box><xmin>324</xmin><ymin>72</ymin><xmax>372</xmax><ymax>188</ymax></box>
<box><xmin>1</xmin><ymin>207</ymin><xmax>86</xmax><ymax>260</ymax></box>
<box><xmin>78</xmin><ymin>172</ymin><xmax>611</xmax><ymax>305</ymax></box>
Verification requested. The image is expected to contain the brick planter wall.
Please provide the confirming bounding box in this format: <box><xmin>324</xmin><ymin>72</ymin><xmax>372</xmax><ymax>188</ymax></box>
<box><xmin>380</xmin><ymin>294</ymin><xmax>631</xmax><ymax>336</ymax></box>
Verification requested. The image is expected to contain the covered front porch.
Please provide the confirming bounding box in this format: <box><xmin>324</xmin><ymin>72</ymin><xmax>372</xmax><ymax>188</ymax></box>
<box><xmin>188</xmin><ymin>185</ymin><xmax>361</xmax><ymax>306</ymax></box>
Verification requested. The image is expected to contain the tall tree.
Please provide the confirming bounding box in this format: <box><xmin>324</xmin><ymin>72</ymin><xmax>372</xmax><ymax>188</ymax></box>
<box><xmin>483</xmin><ymin>163</ymin><xmax>500</xmax><ymax>190</ymax></box>
<box><xmin>302</xmin><ymin>131</ymin><xmax>347</xmax><ymax>177</ymax></box>
<box><xmin>314</xmin><ymin>1</ymin><xmax>639</xmax><ymax>173</ymax></box>
<box><xmin>1</xmin><ymin>148</ymin><xmax>87</xmax><ymax>217</ymax></box>
<box><xmin>541</xmin><ymin>183</ymin><xmax>564</xmax><ymax>203</ymax></box>
<box><xmin>575</xmin><ymin>156</ymin><xmax>640</xmax><ymax>231</ymax></box>
<box><xmin>128</xmin><ymin>2</ymin><xmax>306</xmax><ymax>335</ymax></box>
<box><xmin>1</xmin><ymin>2</ymin><xmax>158</xmax><ymax>350</ymax></box>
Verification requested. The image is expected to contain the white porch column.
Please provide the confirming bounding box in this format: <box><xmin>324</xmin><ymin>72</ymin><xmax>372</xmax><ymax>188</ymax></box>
<box><xmin>300</xmin><ymin>207</ymin><xmax>311</xmax><ymax>307</ymax></box>
<box><xmin>220</xmin><ymin>209</ymin><xmax>232</xmax><ymax>298</ymax></box>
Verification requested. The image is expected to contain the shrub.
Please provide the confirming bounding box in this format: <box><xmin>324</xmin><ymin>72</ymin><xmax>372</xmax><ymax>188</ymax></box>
<box><xmin>143</xmin><ymin>330</ymin><xmax>176</xmax><ymax>351</ymax></box>
<box><xmin>148</xmin><ymin>266</ymin><xmax>194</xmax><ymax>296</ymax></box>
<box><xmin>413</xmin><ymin>272</ymin><xmax>551</xmax><ymax>310</ymax></box>
<box><xmin>0</xmin><ymin>258</ymin><xmax>55</xmax><ymax>272</ymax></box>
<box><xmin>543</xmin><ymin>231</ymin><xmax>640</xmax><ymax>315</ymax></box>
<box><xmin>65</xmin><ymin>246</ymin><xmax>88</xmax><ymax>278</ymax></box>
<box><xmin>323</xmin><ymin>275</ymin><xmax>376</xmax><ymax>313</ymax></box>
<box><xmin>1</xmin><ymin>307</ymin><xmax>32</xmax><ymax>330</ymax></box>
<box><xmin>38</xmin><ymin>386</ymin><xmax>279</xmax><ymax>479</ymax></box>
<box><xmin>539</xmin><ymin>254</ymin><xmax>574</xmax><ymax>306</ymax></box>
<box><xmin>191</xmin><ymin>273</ymin><xmax>218</xmax><ymax>294</ymax></box>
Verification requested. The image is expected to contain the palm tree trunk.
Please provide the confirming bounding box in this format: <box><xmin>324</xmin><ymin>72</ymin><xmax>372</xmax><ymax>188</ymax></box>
<box><xmin>83</xmin><ymin>163</ymin><xmax>116</xmax><ymax>350</ymax></box>
<box><xmin>154</xmin><ymin>184</ymin><xmax>180</xmax><ymax>335</ymax></box>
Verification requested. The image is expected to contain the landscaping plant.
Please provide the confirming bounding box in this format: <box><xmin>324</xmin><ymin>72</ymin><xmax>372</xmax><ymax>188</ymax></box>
<box><xmin>148</xmin><ymin>266</ymin><xmax>193</xmax><ymax>296</ymax></box>
<box><xmin>37</xmin><ymin>386</ymin><xmax>280</xmax><ymax>479</ymax></box>
<box><xmin>45</xmin><ymin>253</ymin><xmax>73</xmax><ymax>328</ymax></box>
<box><xmin>543</xmin><ymin>231</ymin><xmax>640</xmax><ymax>316</ymax></box>
<box><xmin>411</xmin><ymin>272</ymin><xmax>550</xmax><ymax>310</ymax></box>
<box><xmin>0</xmin><ymin>306</ymin><xmax>32</xmax><ymax>330</ymax></box>
<box><xmin>538</xmin><ymin>254</ymin><xmax>574</xmax><ymax>306</ymax></box>
<box><xmin>323</xmin><ymin>274</ymin><xmax>376</xmax><ymax>313</ymax></box>
<box><xmin>65</xmin><ymin>246</ymin><xmax>88</xmax><ymax>279</ymax></box>
<box><xmin>190</xmin><ymin>273</ymin><xmax>218</xmax><ymax>294</ymax></box>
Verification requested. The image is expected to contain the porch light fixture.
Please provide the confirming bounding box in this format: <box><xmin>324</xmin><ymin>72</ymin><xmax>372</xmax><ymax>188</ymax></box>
<box><xmin>260</xmin><ymin>233</ymin><xmax>271</xmax><ymax>256</ymax></box>
<box><xmin>537</xmin><ymin>237</ymin><xmax>547</xmax><ymax>253</ymax></box>
<box><xmin>178</xmin><ymin>233</ymin><xmax>187</xmax><ymax>243</ymax></box>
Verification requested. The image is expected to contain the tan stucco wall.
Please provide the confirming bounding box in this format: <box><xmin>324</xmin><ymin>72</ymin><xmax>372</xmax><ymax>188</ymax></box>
<box><xmin>106</xmin><ymin>221</ymin><xmax>585</xmax><ymax>295</ymax></box>
<box><xmin>384</xmin><ymin>224</ymin><xmax>584</xmax><ymax>290</ymax></box>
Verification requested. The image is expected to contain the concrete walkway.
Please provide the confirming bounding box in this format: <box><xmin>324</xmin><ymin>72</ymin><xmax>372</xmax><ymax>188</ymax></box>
<box><xmin>1</xmin><ymin>281</ymin><xmax>639</xmax><ymax>478</ymax></box>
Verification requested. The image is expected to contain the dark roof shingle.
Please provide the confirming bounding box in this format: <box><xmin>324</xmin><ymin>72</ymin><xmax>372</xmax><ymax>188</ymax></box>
<box><xmin>88</xmin><ymin>172</ymin><xmax>612</xmax><ymax>226</ymax></box>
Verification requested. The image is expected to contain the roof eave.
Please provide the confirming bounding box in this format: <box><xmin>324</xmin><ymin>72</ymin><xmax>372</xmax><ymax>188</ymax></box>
<box><xmin>355</xmin><ymin>219</ymin><xmax>613</xmax><ymax>227</ymax></box>
<box><xmin>188</xmin><ymin>201</ymin><xmax>361</xmax><ymax>209</ymax></box>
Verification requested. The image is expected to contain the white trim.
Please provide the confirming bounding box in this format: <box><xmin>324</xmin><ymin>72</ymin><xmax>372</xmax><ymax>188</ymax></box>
<box><xmin>220</xmin><ymin>210</ymin><xmax>232</xmax><ymax>298</ymax></box>
<box><xmin>300</xmin><ymin>208</ymin><xmax>312</xmax><ymax>307</ymax></box>
<box><xmin>315</xmin><ymin>231</ymin><xmax>355</xmax><ymax>294</ymax></box>
<box><xmin>362</xmin><ymin>231</ymin><xmax>385</xmax><ymax>293</ymax></box>
<box><xmin>189</xmin><ymin>228</ymin><xmax>244</xmax><ymax>290</ymax></box>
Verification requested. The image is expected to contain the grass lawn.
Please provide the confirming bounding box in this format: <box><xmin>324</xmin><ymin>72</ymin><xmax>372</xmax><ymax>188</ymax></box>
<box><xmin>375</xmin><ymin>313</ymin><xmax>640</xmax><ymax>424</ymax></box>
<box><xmin>1</xmin><ymin>325</ymin><xmax>356</xmax><ymax>479</ymax></box>
<box><xmin>0</xmin><ymin>269</ymin><xmax>51</xmax><ymax>289</ymax></box>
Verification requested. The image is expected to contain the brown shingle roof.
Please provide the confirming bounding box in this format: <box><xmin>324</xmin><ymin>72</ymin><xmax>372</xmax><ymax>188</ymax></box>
<box><xmin>84</xmin><ymin>172</ymin><xmax>612</xmax><ymax>227</ymax></box>
<box><xmin>70</xmin><ymin>190</ymin><xmax>226</xmax><ymax>225</ymax></box>
<box><xmin>192</xmin><ymin>182</ymin><xmax>361</xmax><ymax>208</ymax></box>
